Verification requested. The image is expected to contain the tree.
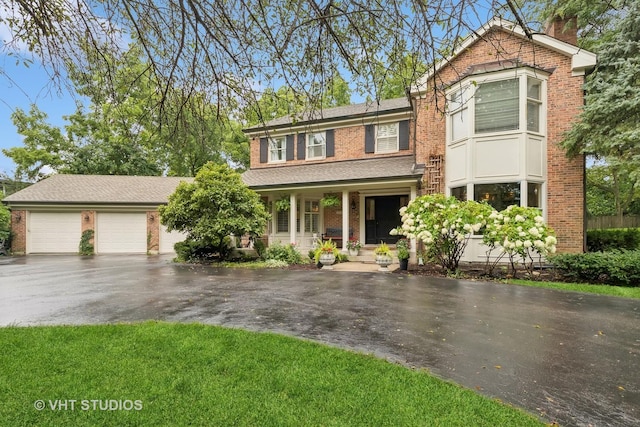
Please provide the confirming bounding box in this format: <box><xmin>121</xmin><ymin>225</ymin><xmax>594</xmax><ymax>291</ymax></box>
<box><xmin>2</xmin><ymin>105</ymin><xmax>74</xmax><ymax>181</ymax></box>
<box><xmin>159</xmin><ymin>162</ymin><xmax>269</xmax><ymax>260</ymax></box>
<box><xmin>1</xmin><ymin>0</ymin><xmax>528</xmax><ymax>125</ymax></box>
<box><xmin>3</xmin><ymin>42</ymin><xmax>250</xmax><ymax>179</ymax></box>
<box><xmin>0</xmin><ymin>199</ymin><xmax>10</xmax><ymax>251</ymax></box>
<box><xmin>559</xmin><ymin>1</ymin><xmax>640</xmax><ymax>213</ymax></box>
<box><xmin>586</xmin><ymin>163</ymin><xmax>640</xmax><ymax>218</ymax></box>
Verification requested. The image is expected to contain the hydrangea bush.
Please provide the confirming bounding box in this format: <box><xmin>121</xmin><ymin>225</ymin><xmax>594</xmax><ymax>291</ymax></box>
<box><xmin>392</xmin><ymin>195</ymin><xmax>558</xmax><ymax>277</ymax></box>
<box><xmin>483</xmin><ymin>205</ymin><xmax>557</xmax><ymax>276</ymax></box>
<box><xmin>391</xmin><ymin>194</ymin><xmax>493</xmax><ymax>271</ymax></box>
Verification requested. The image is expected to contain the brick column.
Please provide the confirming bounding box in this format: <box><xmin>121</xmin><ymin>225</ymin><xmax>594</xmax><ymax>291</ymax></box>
<box><xmin>80</xmin><ymin>211</ymin><xmax>95</xmax><ymax>247</ymax></box>
<box><xmin>10</xmin><ymin>210</ymin><xmax>27</xmax><ymax>254</ymax></box>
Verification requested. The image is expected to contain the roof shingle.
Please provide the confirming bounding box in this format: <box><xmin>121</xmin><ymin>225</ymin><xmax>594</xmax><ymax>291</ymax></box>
<box><xmin>3</xmin><ymin>175</ymin><xmax>193</xmax><ymax>204</ymax></box>
<box><xmin>242</xmin><ymin>156</ymin><xmax>424</xmax><ymax>189</ymax></box>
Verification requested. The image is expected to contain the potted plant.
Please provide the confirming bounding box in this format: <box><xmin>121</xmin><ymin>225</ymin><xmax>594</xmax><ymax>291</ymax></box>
<box><xmin>374</xmin><ymin>242</ymin><xmax>393</xmax><ymax>271</ymax></box>
<box><xmin>346</xmin><ymin>239</ymin><xmax>362</xmax><ymax>256</ymax></box>
<box><xmin>320</xmin><ymin>194</ymin><xmax>341</xmax><ymax>208</ymax></box>
<box><xmin>396</xmin><ymin>239</ymin><xmax>410</xmax><ymax>270</ymax></box>
<box><xmin>275</xmin><ymin>195</ymin><xmax>291</xmax><ymax>212</ymax></box>
<box><xmin>315</xmin><ymin>239</ymin><xmax>337</xmax><ymax>269</ymax></box>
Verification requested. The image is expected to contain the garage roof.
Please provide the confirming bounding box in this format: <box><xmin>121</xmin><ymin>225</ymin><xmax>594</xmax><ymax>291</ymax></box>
<box><xmin>3</xmin><ymin>174</ymin><xmax>193</xmax><ymax>205</ymax></box>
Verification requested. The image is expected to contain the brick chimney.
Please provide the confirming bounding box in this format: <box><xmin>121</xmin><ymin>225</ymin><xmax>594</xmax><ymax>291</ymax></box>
<box><xmin>545</xmin><ymin>16</ymin><xmax>578</xmax><ymax>45</ymax></box>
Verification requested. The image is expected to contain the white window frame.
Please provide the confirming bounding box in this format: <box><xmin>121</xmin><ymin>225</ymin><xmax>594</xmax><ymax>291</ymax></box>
<box><xmin>269</xmin><ymin>137</ymin><xmax>286</xmax><ymax>163</ymax></box>
<box><xmin>375</xmin><ymin>123</ymin><xmax>399</xmax><ymax>153</ymax></box>
<box><xmin>526</xmin><ymin>78</ymin><xmax>542</xmax><ymax>133</ymax></box>
<box><xmin>446</xmin><ymin>69</ymin><xmax>548</xmax><ymax>143</ymax></box>
<box><xmin>448</xmin><ymin>86</ymin><xmax>470</xmax><ymax>143</ymax></box>
<box><xmin>306</xmin><ymin>132</ymin><xmax>326</xmax><ymax>160</ymax></box>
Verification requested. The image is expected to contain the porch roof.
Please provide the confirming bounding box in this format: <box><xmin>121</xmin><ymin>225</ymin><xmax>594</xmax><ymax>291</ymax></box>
<box><xmin>242</xmin><ymin>156</ymin><xmax>425</xmax><ymax>190</ymax></box>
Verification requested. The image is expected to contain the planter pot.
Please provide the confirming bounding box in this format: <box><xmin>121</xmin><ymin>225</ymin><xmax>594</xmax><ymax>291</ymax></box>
<box><xmin>399</xmin><ymin>258</ymin><xmax>409</xmax><ymax>271</ymax></box>
<box><xmin>319</xmin><ymin>253</ymin><xmax>336</xmax><ymax>270</ymax></box>
<box><xmin>375</xmin><ymin>254</ymin><xmax>393</xmax><ymax>272</ymax></box>
<box><xmin>348</xmin><ymin>249</ymin><xmax>359</xmax><ymax>256</ymax></box>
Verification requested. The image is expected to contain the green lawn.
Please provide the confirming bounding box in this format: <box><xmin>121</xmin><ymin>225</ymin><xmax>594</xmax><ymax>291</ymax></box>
<box><xmin>0</xmin><ymin>322</ymin><xmax>543</xmax><ymax>426</ymax></box>
<box><xmin>506</xmin><ymin>279</ymin><xmax>640</xmax><ymax>299</ymax></box>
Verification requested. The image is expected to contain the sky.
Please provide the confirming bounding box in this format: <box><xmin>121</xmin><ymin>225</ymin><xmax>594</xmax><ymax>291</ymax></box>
<box><xmin>0</xmin><ymin>55</ymin><xmax>79</xmax><ymax>177</ymax></box>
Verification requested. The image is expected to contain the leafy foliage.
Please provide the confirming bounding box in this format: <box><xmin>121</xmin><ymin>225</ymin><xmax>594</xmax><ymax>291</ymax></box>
<box><xmin>587</xmin><ymin>228</ymin><xmax>640</xmax><ymax>252</ymax></box>
<box><xmin>560</xmin><ymin>1</ymin><xmax>640</xmax><ymax>191</ymax></box>
<box><xmin>484</xmin><ymin>206</ymin><xmax>557</xmax><ymax>277</ymax></box>
<box><xmin>159</xmin><ymin>163</ymin><xmax>269</xmax><ymax>261</ymax></box>
<box><xmin>0</xmin><ymin>202</ymin><xmax>10</xmax><ymax>246</ymax></box>
<box><xmin>550</xmin><ymin>250</ymin><xmax>640</xmax><ymax>287</ymax></box>
<box><xmin>78</xmin><ymin>229</ymin><xmax>94</xmax><ymax>256</ymax></box>
<box><xmin>264</xmin><ymin>242</ymin><xmax>305</xmax><ymax>265</ymax></box>
<box><xmin>392</xmin><ymin>194</ymin><xmax>494</xmax><ymax>272</ymax></box>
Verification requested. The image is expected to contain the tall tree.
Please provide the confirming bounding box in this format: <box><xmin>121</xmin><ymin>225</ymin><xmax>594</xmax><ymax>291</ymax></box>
<box><xmin>559</xmin><ymin>0</ymin><xmax>640</xmax><ymax>215</ymax></box>
<box><xmin>0</xmin><ymin>0</ymin><xmax>519</xmax><ymax>122</ymax></box>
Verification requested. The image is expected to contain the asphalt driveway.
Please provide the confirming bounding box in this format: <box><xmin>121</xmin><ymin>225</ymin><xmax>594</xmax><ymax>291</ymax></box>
<box><xmin>1</xmin><ymin>255</ymin><xmax>638</xmax><ymax>426</ymax></box>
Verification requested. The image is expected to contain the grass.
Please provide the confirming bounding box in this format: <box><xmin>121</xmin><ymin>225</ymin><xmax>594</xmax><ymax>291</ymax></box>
<box><xmin>506</xmin><ymin>279</ymin><xmax>640</xmax><ymax>299</ymax></box>
<box><xmin>0</xmin><ymin>322</ymin><xmax>543</xmax><ymax>427</ymax></box>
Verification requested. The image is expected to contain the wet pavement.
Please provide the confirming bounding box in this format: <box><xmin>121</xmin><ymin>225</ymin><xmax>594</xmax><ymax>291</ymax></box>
<box><xmin>1</xmin><ymin>255</ymin><xmax>639</xmax><ymax>426</ymax></box>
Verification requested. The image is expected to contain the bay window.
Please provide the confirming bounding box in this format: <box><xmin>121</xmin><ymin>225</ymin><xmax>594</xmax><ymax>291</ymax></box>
<box><xmin>474</xmin><ymin>79</ymin><xmax>519</xmax><ymax>133</ymax></box>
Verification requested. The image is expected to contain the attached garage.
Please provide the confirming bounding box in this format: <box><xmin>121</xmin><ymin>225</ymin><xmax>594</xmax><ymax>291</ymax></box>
<box><xmin>4</xmin><ymin>174</ymin><xmax>193</xmax><ymax>255</ymax></box>
<box><xmin>28</xmin><ymin>211</ymin><xmax>81</xmax><ymax>253</ymax></box>
<box><xmin>96</xmin><ymin>212</ymin><xmax>148</xmax><ymax>254</ymax></box>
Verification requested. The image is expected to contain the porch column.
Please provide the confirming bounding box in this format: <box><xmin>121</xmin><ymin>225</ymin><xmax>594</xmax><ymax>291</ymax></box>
<box><xmin>341</xmin><ymin>190</ymin><xmax>349</xmax><ymax>252</ymax></box>
<box><xmin>290</xmin><ymin>193</ymin><xmax>297</xmax><ymax>244</ymax></box>
<box><xmin>410</xmin><ymin>185</ymin><xmax>417</xmax><ymax>257</ymax></box>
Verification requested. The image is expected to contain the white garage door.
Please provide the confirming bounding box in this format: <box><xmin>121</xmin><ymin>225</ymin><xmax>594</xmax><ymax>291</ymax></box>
<box><xmin>29</xmin><ymin>212</ymin><xmax>82</xmax><ymax>253</ymax></box>
<box><xmin>96</xmin><ymin>212</ymin><xmax>147</xmax><ymax>253</ymax></box>
<box><xmin>159</xmin><ymin>225</ymin><xmax>187</xmax><ymax>254</ymax></box>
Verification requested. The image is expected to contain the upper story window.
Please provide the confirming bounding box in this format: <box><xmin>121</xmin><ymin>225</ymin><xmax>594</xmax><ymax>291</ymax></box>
<box><xmin>447</xmin><ymin>70</ymin><xmax>546</xmax><ymax>143</ymax></box>
<box><xmin>475</xmin><ymin>78</ymin><xmax>519</xmax><ymax>133</ymax></box>
<box><xmin>307</xmin><ymin>132</ymin><xmax>326</xmax><ymax>160</ymax></box>
<box><xmin>527</xmin><ymin>78</ymin><xmax>542</xmax><ymax>132</ymax></box>
<box><xmin>269</xmin><ymin>137</ymin><xmax>286</xmax><ymax>162</ymax></box>
<box><xmin>376</xmin><ymin>123</ymin><xmax>399</xmax><ymax>153</ymax></box>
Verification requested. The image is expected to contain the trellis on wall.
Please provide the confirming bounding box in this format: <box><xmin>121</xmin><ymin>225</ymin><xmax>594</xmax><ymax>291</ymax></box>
<box><xmin>424</xmin><ymin>155</ymin><xmax>443</xmax><ymax>195</ymax></box>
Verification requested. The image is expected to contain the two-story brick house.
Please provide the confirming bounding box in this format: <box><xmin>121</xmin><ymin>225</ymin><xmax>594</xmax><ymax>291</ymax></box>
<box><xmin>242</xmin><ymin>18</ymin><xmax>596</xmax><ymax>260</ymax></box>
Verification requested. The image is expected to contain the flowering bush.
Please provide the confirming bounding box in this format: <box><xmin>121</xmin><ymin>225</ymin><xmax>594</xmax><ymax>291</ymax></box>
<box><xmin>391</xmin><ymin>194</ymin><xmax>493</xmax><ymax>272</ymax></box>
<box><xmin>483</xmin><ymin>205</ymin><xmax>557</xmax><ymax>276</ymax></box>
<box><xmin>346</xmin><ymin>239</ymin><xmax>362</xmax><ymax>251</ymax></box>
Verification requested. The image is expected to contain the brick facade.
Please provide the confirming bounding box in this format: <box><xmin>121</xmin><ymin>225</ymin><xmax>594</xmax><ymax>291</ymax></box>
<box><xmin>247</xmin><ymin>21</ymin><xmax>591</xmax><ymax>254</ymax></box>
<box><xmin>10</xmin><ymin>210</ymin><xmax>26</xmax><ymax>254</ymax></box>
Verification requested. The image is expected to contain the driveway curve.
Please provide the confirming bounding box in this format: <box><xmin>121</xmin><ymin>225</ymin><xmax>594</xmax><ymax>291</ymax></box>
<box><xmin>1</xmin><ymin>255</ymin><xmax>638</xmax><ymax>426</ymax></box>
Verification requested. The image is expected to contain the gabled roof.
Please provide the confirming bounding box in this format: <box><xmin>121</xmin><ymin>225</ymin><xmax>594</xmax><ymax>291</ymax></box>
<box><xmin>3</xmin><ymin>174</ymin><xmax>193</xmax><ymax>205</ymax></box>
<box><xmin>242</xmin><ymin>156</ymin><xmax>424</xmax><ymax>190</ymax></box>
<box><xmin>412</xmin><ymin>18</ymin><xmax>597</xmax><ymax>94</ymax></box>
<box><xmin>243</xmin><ymin>97</ymin><xmax>411</xmax><ymax>135</ymax></box>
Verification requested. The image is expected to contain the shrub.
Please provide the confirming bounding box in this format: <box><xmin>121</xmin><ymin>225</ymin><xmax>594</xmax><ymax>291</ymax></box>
<box><xmin>254</xmin><ymin>239</ymin><xmax>266</xmax><ymax>258</ymax></box>
<box><xmin>549</xmin><ymin>250</ymin><xmax>640</xmax><ymax>287</ymax></box>
<box><xmin>264</xmin><ymin>242</ymin><xmax>304</xmax><ymax>265</ymax></box>
<box><xmin>392</xmin><ymin>194</ymin><xmax>493</xmax><ymax>272</ymax></box>
<box><xmin>587</xmin><ymin>228</ymin><xmax>640</xmax><ymax>252</ymax></box>
<box><xmin>264</xmin><ymin>259</ymin><xmax>289</xmax><ymax>268</ymax></box>
<box><xmin>484</xmin><ymin>206</ymin><xmax>557</xmax><ymax>277</ymax></box>
<box><xmin>174</xmin><ymin>237</ymin><xmax>230</xmax><ymax>262</ymax></box>
<box><xmin>79</xmin><ymin>229</ymin><xmax>95</xmax><ymax>256</ymax></box>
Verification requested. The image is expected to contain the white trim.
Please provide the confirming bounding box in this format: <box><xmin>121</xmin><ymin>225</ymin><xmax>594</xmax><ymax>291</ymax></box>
<box><xmin>306</xmin><ymin>131</ymin><xmax>326</xmax><ymax>160</ymax></box>
<box><xmin>268</xmin><ymin>137</ymin><xmax>287</xmax><ymax>164</ymax></box>
<box><xmin>412</xmin><ymin>18</ymin><xmax>596</xmax><ymax>95</ymax></box>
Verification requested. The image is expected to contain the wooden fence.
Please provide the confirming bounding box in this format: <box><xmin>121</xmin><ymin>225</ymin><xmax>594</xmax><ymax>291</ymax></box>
<box><xmin>587</xmin><ymin>216</ymin><xmax>640</xmax><ymax>229</ymax></box>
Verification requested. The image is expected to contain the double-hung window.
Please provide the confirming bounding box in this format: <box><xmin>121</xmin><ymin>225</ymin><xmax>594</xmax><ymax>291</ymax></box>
<box><xmin>376</xmin><ymin>123</ymin><xmax>399</xmax><ymax>153</ymax></box>
<box><xmin>449</xmin><ymin>87</ymin><xmax>470</xmax><ymax>141</ymax></box>
<box><xmin>527</xmin><ymin>78</ymin><xmax>542</xmax><ymax>132</ymax></box>
<box><xmin>307</xmin><ymin>132</ymin><xmax>326</xmax><ymax>159</ymax></box>
<box><xmin>269</xmin><ymin>137</ymin><xmax>286</xmax><ymax>162</ymax></box>
<box><xmin>474</xmin><ymin>78</ymin><xmax>519</xmax><ymax>133</ymax></box>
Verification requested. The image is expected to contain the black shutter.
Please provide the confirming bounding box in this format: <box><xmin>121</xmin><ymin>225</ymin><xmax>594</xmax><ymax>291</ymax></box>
<box><xmin>365</xmin><ymin>124</ymin><xmax>375</xmax><ymax>153</ymax></box>
<box><xmin>326</xmin><ymin>129</ymin><xmax>335</xmax><ymax>157</ymax></box>
<box><xmin>259</xmin><ymin>138</ymin><xmax>268</xmax><ymax>163</ymax></box>
<box><xmin>286</xmin><ymin>135</ymin><xmax>294</xmax><ymax>161</ymax></box>
<box><xmin>399</xmin><ymin>120</ymin><xmax>409</xmax><ymax>150</ymax></box>
<box><xmin>297</xmin><ymin>133</ymin><xmax>306</xmax><ymax>160</ymax></box>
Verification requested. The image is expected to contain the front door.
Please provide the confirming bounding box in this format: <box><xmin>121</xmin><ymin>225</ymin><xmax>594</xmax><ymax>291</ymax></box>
<box><xmin>364</xmin><ymin>195</ymin><xmax>408</xmax><ymax>244</ymax></box>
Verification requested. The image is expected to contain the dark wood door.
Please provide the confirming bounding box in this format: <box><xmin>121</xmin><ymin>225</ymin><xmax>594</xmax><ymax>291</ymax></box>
<box><xmin>364</xmin><ymin>195</ymin><xmax>406</xmax><ymax>244</ymax></box>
